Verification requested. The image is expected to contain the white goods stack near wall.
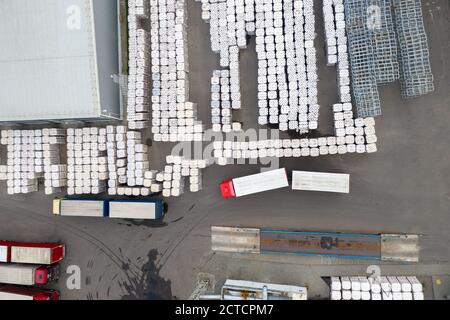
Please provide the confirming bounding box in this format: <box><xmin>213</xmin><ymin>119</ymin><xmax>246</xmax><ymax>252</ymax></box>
<box><xmin>127</xmin><ymin>0</ymin><xmax>151</xmax><ymax>130</ymax></box>
<box><xmin>66</xmin><ymin>128</ymin><xmax>108</xmax><ymax>195</ymax></box>
<box><xmin>0</xmin><ymin>129</ymin><xmax>66</xmax><ymax>195</ymax></box>
<box><xmin>330</xmin><ymin>276</ymin><xmax>424</xmax><ymax>300</ymax></box>
<box><xmin>149</xmin><ymin>0</ymin><xmax>205</xmax><ymax>142</ymax></box>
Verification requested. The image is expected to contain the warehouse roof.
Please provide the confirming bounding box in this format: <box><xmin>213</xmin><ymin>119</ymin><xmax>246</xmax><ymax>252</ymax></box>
<box><xmin>0</xmin><ymin>0</ymin><xmax>120</xmax><ymax>122</ymax></box>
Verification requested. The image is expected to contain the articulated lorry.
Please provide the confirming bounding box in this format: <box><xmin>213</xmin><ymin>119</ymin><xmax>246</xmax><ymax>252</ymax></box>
<box><xmin>220</xmin><ymin>168</ymin><xmax>289</xmax><ymax>198</ymax></box>
<box><xmin>0</xmin><ymin>264</ymin><xmax>59</xmax><ymax>286</ymax></box>
<box><xmin>220</xmin><ymin>169</ymin><xmax>351</xmax><ymax>198</ymax></box>
<box><xmin>53</xmin><ymin>198</ymin><xmax>165</xmax><ymax>220</ymax></box>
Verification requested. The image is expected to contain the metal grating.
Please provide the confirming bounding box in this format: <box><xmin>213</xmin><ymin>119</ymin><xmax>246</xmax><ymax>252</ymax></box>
<box><xmin>393</xmin><ymin>0</ymin><xmax>434</xmax><ymax>98</ymax></box>
<box><xmin>371</xmin><ymin>0</ymin><xmax>400</xmax><ymax>84</ymax></box>
<box><xmin>345</xmin><ymin>0</ymin><xmax>382</xmax><ymax>118</ymax></box>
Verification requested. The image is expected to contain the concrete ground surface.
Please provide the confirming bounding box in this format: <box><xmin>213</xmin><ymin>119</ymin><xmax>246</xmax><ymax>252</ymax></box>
<box><xmin>0</xmin><ymin>0</ymin><xmax>449</xmax><ymax>300</ymax></box>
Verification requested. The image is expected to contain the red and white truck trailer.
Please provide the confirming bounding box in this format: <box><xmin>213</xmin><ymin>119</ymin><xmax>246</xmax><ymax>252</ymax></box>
<box><xmin>0</xmin><ymin>285</ymin><xmax>59</xmax><ymax>300</ymax></box>
<box><xmin>0</xmin><ymin>264</ymin><xmax>59</xmax><ymax>286</ymax></box>
<box><xmin>220</xmin><ymin>168</ymin><xmax>289</xmax><ymax>199</ymax></box>
<box><xmin>0</xmin><ymin>241</ymin><xmax>65</xmax><ymax>265</ymax></box>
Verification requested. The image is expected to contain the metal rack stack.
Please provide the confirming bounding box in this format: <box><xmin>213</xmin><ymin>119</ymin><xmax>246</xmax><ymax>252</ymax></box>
<box><xmin>344</xmin><ymin>0</ymin><xmax>382</xmax><ymax>118</ymax></box>
<box><xmin>371</xmin><ymin>0</ymin><xmax>400</xmax><ymax>84</ymax></box>
<box><xmin>393</xmin><ymin>0</ymin><xmax>434</xmax><ymax>98</ymax></box>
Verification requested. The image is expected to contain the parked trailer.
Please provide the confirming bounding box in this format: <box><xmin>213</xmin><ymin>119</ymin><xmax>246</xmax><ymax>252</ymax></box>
<box><xmin>0</xmin><ymin>240</ymin><xmax>65</xmax><ymax>265</ymax></box>
<box><xmin>292</xmin><ymin>171</ymin><xmax>350</xmax><ymax>194</ymax></box>
<box><xmin>0</xmin><ymin>285</ymin><xmax>59</xmax><ymax>300</ymax></box>
<box><xmin>220</xmin><ymin>168</ymin><xmax>289</xmax><ymax>198</ymax></box>
<box><xmin>211</xmin><ymin>227</ymin><xmax>420</xmax><ymax>262</ymax></box>
<box><xmin>109</xmin><ymin>200</ymin><xmax>164</xmax><ymax>220</ymax></box>
<box><xmin>53</xmin><ymin>198</ymin><xmax>165</xmax><ymax>220</ymax></box>
<box><xmin>0</xmin><ymin>241</ymin><xmax>65</xmax><ymax>265</ymax></box>
<box><xmin>0</xmin><ymin>264</ymin><xmax>59</xmax><ymax>286</ymax></box>
<box><xmin>260</xmin><ymin>230</ymin><xmax>380</xmax><ymax>259</ymax></box>
<box><xmin>53</xmin><ymin>199</ymin><xmax>108</xmax><ymax>217</ymax></box>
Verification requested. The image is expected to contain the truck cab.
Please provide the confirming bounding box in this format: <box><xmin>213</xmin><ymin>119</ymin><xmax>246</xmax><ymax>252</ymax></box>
<box><xmin>35</xmin><ymin>265</ymin><xmax>59</xmax><ymax>285</ymax></box>
<box><xmin>220</xmin><ymin>180</ymin><xmax>236</xmax><ymax>198</ymax></box>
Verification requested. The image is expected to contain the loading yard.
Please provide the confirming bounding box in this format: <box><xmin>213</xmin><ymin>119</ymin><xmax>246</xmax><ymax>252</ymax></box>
<box><xmin>0</xmin><ymin>0</ymin><xmax>449</xmax><ymax>300</ymax></box>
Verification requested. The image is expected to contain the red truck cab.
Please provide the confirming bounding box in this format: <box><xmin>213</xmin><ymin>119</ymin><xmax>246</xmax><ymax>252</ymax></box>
<box><xmin>0</xmin><ymin>286</ymin><xmax>60</xmax><ymax>300</ymax></box>
<box><xmin>220</xmin><ymin>180</ymin><xmax>236</xmax><ymax>198</ymax></box>
<box><xmin>35</xmin><ymin>265</ymin><xmax>59</xmax><ymax>285</ymax></box>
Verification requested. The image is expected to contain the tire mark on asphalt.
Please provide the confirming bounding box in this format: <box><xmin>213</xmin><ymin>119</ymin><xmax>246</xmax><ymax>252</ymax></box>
<box><xmin>155</xmin><ymin>204</ymin><xmax>211</xmax><ymax>271</ymax></box>
<box><xmin>0</xmin><ymin>202</ymin><xmax>142</xmax><ymax>279</ymax></box>
<box><xmin>0</xmin><ymin>202</ymin><xmax>154</xmax><ymax>299</ymax></box>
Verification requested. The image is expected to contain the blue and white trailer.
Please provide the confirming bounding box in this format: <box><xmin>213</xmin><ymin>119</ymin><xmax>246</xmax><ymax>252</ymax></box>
<box><xmin>108</xmin><ymin>200</ymin><xmax>164</xmax><ymax>220</ymax></box>
<box><xmin>53</xmin><ymin>198</ymin><xmax>165</xmax><ymax>220</ymax></box>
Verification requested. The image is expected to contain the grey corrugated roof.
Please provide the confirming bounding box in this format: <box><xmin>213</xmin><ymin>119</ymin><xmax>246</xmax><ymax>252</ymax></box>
<box><xmin>0</xmin><ymin>0</ymin><xmax>117</xmax><ymax>121</ymax></box>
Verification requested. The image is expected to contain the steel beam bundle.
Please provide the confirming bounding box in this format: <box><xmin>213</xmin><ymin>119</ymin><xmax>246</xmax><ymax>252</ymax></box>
<box><xmin>158</xmin><ymin>156</ymin><xmax>210</xmax><ymax>197</ymax></box>
<box><xmin>211</xmin><ymin>70</ymin><xmax>243</xmax><ymax>133</ymax></box>
<box><xmin>323</xmin><ymin>0</ymin><xmax>352</xmax><ymax>104</ymax></box>
<box><xmin>149</xmin><ymin>0</ymin><xmax>205</xmax><ymax>142</ymax></box>
<box><xmin>198</xmin><ymin>0</ymin><xmax>320</xmax><ymax>133</ymax></box>
<box><xmin>212</xmin><ymin>104</ymin><xmax>378</xmax><ymax>164</ymax></box>
<box><xmin>0</xmin><ymin>125</ymin><xmax>209</xmax><ymax>198</ymax></box>
<box><xmin>67</xmin><ymin>128</ymin><xmax>108</xmax><ymax>195</ymax></box>
<box><xmin>127</xmin><ymin>0</ymin><xmax>150</xmax><ymax>130</ymax></box>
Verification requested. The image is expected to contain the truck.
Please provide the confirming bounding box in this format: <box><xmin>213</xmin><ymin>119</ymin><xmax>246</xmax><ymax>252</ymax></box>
<box><xmin>0</xmin><ymin>285</ymin><xmax>60</xmax><ymax>300</ymax></box>
<box><xmin>0</xmin><ymin>241</ymin><xmax>65</xmax><ymax>265</ymax></box>
<box><xmin>0</xmin><ymin>264</ymin><xmax>59</xmax><ymax>286</ymax></box>
<box><xmin>220</xmin><ymin>168</ymin><xmax>289</xmax><ymax>199</ymax></box>
<box><xmin>292</xmin><ymin>170</ymin><xmax>350</xmax><ymax>194</ymax></box>
<box><xmin>53</xmin><ymin>198</ymin><xmax>166</xmax><ymax>220</ymax></box>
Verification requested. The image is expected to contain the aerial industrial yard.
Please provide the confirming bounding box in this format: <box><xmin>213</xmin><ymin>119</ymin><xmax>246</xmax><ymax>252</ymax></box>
<box><xmin>0</xmin><ymin>0</ymin><xmax>449</xmax><ymax>303</ymax></box>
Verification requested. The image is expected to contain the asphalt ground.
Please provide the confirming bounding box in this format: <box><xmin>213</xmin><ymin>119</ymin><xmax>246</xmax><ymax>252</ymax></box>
<box><xmin>0</xmin><ymin>0</ymin><xmax>448</xmax><ymax>299</ymax></box>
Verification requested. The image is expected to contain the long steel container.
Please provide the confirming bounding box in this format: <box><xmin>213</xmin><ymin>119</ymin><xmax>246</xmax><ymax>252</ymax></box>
<box><xmin>292</xmin><ymin>171</ymin><xmax>350</xmax><ymax>193</ymax></box>
<box><xmin>0</xmin><ymin>264</ymin><xmax>38</xmax><ymax>286</ymax></box>
<box><xmin>55</xmin><ymin>199</ymin><xmax>108</xmax><ymax>217</ymax></box>
<box><xmin>108</xmin><ymin>200</ymin><xmax>164</xmax><ymax>220</ymax></box>
<box><xmin>10</xmin><ymin>243</ymin><xmax>65</xmax><ymax>265</ymax></box>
